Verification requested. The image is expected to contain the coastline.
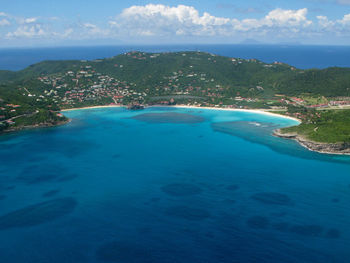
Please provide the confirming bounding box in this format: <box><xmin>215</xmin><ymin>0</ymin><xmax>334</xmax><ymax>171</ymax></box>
<box><xmin>273</xmin><ymin>129</ymin><xmax>350</xmax><ymax>156</ymax></box>
<box><xmin>61</xmin><ymin>104</ymin><xmax>301</xmax><ymax>123</ymax></box>
<box><xmin>0</xmin><ymin>119</ymin><xmax>71</xmax><ymax>136</ymax></box>
<box><xmin>61</xmin><ymin>105</ymin><xmax>124</xmax><ymax>112</ymax></box>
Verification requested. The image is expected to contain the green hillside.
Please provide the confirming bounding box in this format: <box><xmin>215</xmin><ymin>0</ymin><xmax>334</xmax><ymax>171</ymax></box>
<box><xmin>280</xmin><ymin>109</ymin><xmax>350</xmax><ymax>143</ymax></box>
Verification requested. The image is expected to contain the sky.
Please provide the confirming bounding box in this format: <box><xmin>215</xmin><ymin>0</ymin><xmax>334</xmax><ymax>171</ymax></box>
<box><xmin>0</xmin><ymin>0</ymin><xmax>350</xmax><ymax>47</ymax></box>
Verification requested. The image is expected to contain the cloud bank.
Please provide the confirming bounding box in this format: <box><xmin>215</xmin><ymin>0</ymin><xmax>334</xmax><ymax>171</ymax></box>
<box><xmin>1</xmin><ymin>4</ymin><xmax>350</xmax><ymax>45</ymax></box>
<box><xmin>109</xmin><ymin>5</ymin><xmax>313</xmax><ymax>37</ymax></box>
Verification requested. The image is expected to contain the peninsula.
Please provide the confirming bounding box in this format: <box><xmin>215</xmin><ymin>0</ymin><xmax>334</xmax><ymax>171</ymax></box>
<box><xmin>0</xmin><ymin>51</ymin><xmax>349</xmax><ymax>154</ymax></box>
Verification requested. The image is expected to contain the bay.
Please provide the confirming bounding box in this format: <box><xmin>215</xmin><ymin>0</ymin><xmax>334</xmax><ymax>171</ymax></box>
<box><xmin>0</xmin><ymin>107</ymin><xmax>349</xmax><ymax>263</ymax></box>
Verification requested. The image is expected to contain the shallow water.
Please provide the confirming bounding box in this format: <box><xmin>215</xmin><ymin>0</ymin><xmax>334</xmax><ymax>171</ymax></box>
<box><xmin>0</xmin><ymin>107</ymin><xmax>349</xmax><ymax>263</ymax></box>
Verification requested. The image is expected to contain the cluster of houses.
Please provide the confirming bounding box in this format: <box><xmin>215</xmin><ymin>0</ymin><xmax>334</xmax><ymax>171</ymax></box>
<box><xmin>38</xmin><ymin>65</ymin><xmax>146</xmax><ymax>107</ymax></box>
<box><xmin>0</xmin><ymin>103</ymin><xmax>21</xmax><ymax>126</ymax></box>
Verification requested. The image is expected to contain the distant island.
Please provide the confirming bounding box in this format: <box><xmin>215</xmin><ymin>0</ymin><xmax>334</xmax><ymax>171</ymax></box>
<box><xmin>0</xmin><ymin>51</ymin><xmax>349</xmax><ymax>154</ymax></box>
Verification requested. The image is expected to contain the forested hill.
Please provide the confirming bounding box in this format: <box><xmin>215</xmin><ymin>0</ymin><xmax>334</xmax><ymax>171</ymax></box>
<box><xmin>1</xmin><ymin>51</ymin><xmax>350</xmax><ymax>134</ymax></box>
<box><xmin>1</xmin><ymin>51</ymin><xmax>350</xmax><ymax>98</ymax></box>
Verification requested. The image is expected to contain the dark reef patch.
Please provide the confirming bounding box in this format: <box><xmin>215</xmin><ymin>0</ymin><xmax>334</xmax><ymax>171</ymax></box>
<box><xmin>212</xmin><ymin>121</ymin><xmax>274</xmax><ymax>138</ymax></box>
<box><xmin>165</xmin><ymin>206</ymin><xmax>210</xmax><ymax>220</ymax></box>
<box><xmin>42</xmin><ymin>189</ymin><xmax>60</xmax><ymax>198</ymax></box>
<box><xmin>161</xmin><ymin>183</ymin><xmax>202</xmax><ymax>197</ymax></box>
<box><xmin>5</xmin><ymin>185</ymin><xmax>15</xmax><ymax>191</ymax></box>
<box><xmin>251</xmin><ymin>192</ymin><xmax>293</xmax><ymax>206</ymax></box>
<box><xmin>325</xmin><ymin>228</ymin><xmax>340</xmax><ymax>239</ymax></box>
<box><xmin>131</xmin><ymin>112</ymin><xmax>205</xmax><ymax>124</ymax></box>
<box><xmin>0</xmin><ymin>197</ymin><xmax>77</xmax><ymax>230</ymax></box>
<box><xmin>331</xmin><ymin>198</ymin><xmax>340</xmax><ymax>203</ymax></box>
<box><xmin>226</xmin><ymin>184</ymin><xmax>239</xmax><ymax>191</ymax></box>
<box><xmin>18</xmin><ymin>173</ymin><xmax>60</xmax><ymax>184</ymax></box>
<box><xmin>20</xmin><ymin>137</ymin><xmax>95</xmax><ymax>159</ymax></box>
<box><xmin>246</xmin><ymin>216</ymin><xmax>270</xmax><ymax>229</ymax></box>
<box><xmin>17</xmin><ymin>163</ymin><xmax>79</xmax><ymax>184</ymax></box>
<box><xmin>289</xmin><ymin>224</ymin><xmax>323</xmax><ymax>237</ymax></box>
<box><xmin>17</xmin><ymin>164</ymin><xmax>65</xmax><ymax>184</ymax></box>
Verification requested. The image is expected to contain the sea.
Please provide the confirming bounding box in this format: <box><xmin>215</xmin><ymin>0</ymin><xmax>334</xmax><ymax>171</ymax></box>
<box><xmin>0</xmin><ymin>45</ymin><xmax>350</xmax><ymax>263</ymax></box>
<box><xmin>1</xmin><ymin>44</ymin><xmax>350</xmax><ymax>70</ymax></box>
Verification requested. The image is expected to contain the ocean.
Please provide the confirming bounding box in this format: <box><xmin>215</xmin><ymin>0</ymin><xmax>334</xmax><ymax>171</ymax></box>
<box><xmin>1</xmin><ymin>44</ymin><xmax>350</xmax><ymax>71</ymax></box>
<box><xmin>0</xmin><ymin>107</ymin><xmax>350</xmax><ymax>263</ymax></box>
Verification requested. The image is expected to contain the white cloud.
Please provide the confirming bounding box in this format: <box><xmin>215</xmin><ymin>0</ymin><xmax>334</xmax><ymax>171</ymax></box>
<box><xmin>0</xmin><ymin>19</ymin><xmax>10</xmax><ymax>26</ymax></box>
<box><xmin>235</xmin><ymin>8</ymin><xmax>312</xmax><ymax>32</ymax></box>
<box><xmin>21</xmin><ymin>17</ymin><xmax>38</xmax><ymax>24</ymax></box>
<box><xmin>82</xmin><ymin>22</ymin><xmax>101</xmax><ymax>33</ymax></box>
<box><xmin>265</xmin><ymin>8</ymin><xmax>312</xmax><ymax>27</ymax></box>
<box><xmin>120</xmin><ymin>4</ymin><xmax>230</xmax><ymax>27</ymax></box>
<box><xmin>108</xmin><ymin>4</ymin><xmax>313</xmax><ymax>38</ymax></box>
<box><xmin>0</xmin><ymin>12</ymin><xmax>7</xmax><ymax>17</ymax></box>
<box><xmin>316</xmin><ymin>14</ymin><xmax>350</xmax><ymax>28</ymax></box>
<box><xmin>6</xmin><ymin>24</ymin><xmax>46</xmax><ymax>38</ymax></box>
<box><xmin>317</xmin><ymin>15</ymin><xmax>336</xmax><ymax>29</ymax></box>
<box><xmin>81</xmin><ymin>22</ymin><xmax>109</xmax><ymax>37</ymax></box>
<box><xmin>338</xmin><ymin>14</ymin><xmax>350</xmax><ymax>24</ymax></box>
<box><xmin>110</xmin><ymin>4</ymin><xmax>231</xmax><ymax>36</ymax></box>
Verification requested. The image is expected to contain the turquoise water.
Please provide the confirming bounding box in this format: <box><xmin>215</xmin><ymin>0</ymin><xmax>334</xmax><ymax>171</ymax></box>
<box><xmin>0</xmin><ymin>107</ymin><xmax>349</xmax><ymax>263</ymax></box>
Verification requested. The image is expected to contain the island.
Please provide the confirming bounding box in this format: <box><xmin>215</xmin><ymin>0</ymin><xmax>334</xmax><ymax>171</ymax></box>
<box><xmin>0</xmin><ymin>51</ymin><xmax>349</xmax><ymax>154</ymax></box>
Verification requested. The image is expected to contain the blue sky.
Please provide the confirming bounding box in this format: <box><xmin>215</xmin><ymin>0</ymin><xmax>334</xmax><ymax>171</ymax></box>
<box><xmin>1</xmin><ymin>0</ymin><xmax>350</xmax><ymax>47</ymax></box>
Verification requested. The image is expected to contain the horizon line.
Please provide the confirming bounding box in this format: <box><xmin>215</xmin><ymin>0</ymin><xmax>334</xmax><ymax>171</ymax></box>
<box><xmin>1</xmin><ymin>43</ymin><xmax>350</xmax><ymax>50</ymax></box>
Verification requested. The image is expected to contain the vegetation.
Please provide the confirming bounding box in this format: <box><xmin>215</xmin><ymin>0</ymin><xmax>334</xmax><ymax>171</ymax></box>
<box><xmin>281</xmin><ymin>109</ymin><xmax>350</xmax><ymax>143</ymax></box>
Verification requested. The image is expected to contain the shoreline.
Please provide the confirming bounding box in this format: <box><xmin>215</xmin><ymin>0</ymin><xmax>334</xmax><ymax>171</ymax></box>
<box><xmin>61</xmin><ymin>105</ymin><xmax>123</xmax><ymax>112</ymax></box>
<box><xmin>61</xmin><ymin>104</ymin><xmax>301</xmax><ymax>123</ymax></box>
<box><xmin>273</xmin><ymin>129</ymin><xmax>350</xmax><ymax>156</ymax></box>
<box><xmin>0</xmin><ymin>119</ymin><xmax>71</xmax><ymax>136</ymax></box>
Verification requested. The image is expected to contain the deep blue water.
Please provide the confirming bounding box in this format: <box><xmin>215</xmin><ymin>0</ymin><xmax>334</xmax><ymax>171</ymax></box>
<box><xmin>0</xmin><ymin>107</ymin><xmax>350</xmax><ymax>263</ymax></box>
<box><xmin>1</xmin><ymin>44</ymin><xmax>350</xmax><ymax>71</ymax></box>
